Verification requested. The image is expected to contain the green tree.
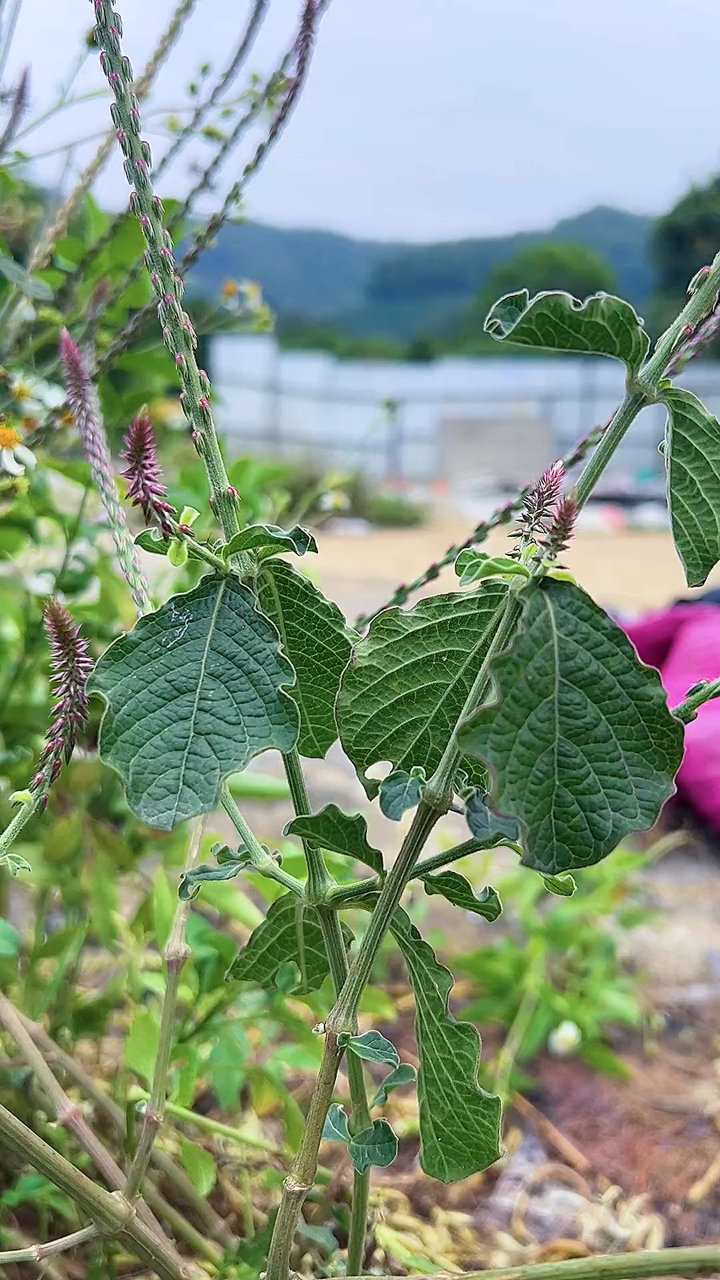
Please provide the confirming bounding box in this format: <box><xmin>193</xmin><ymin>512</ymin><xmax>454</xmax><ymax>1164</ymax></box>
<box><xmin>652</xmin><ymin>175</ymin><xmax>720</xmax><ymax>342</ymax></box>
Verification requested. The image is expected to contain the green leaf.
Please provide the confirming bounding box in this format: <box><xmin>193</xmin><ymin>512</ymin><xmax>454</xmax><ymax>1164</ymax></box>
<box><xmin>543</xmin><ymin>873</ymin><xmax>576</xmax><ymax>897</ymax></box>
<box><xmin>348</xmin><ymin>1119</ymin><xmax>398</xmax><ymax>1174</ymax></box>
<box><xmin>90</xmin><ymin>575</ymin><xmax>299</xmax><ymax>829</ymax></box>
<box><xmin>178</xmin><ymin>860</ymin><xmax>249</xmax><ymax>900</ymax></box>
<box><xmin>455</xmin><ymin>549</ymin><xmax>530</xmax><ymax>585</ymax></box>
<box><xmin>371</xmin><ymin>1063</ymin><xmax>417</xmax><ymax>1108</ymax></box>
<box><xmin>464</xmin><ymin>791</ymin><xmax>521</xmax><ymax>843</ymax></box>
<box><xmin>228</xmin><ymin>893</ymin><xmax>353</xmax><ymax>995</ymax></box>
<box><xmin>135</xmin><ymin>529</ymin><xmax>170</xmax><ymax>556</ymax></box>
<box><xmin>338</xmin><ymin>586</ymin><xmax>506</xmax><ymax>797</ymax></box>
<box><xmin>390</xmin><ymin>909</ymin><xmax>501</xmax><ymax>1182</ymax></box>
<box><xmin>459</xmin><ymin>579</ymin><xmax>684</xmax><ymax>874</ymax></box>
<box><xmin>421</xmin><ymin>870</ymin><xmax>502</xmax><ymax>922</ymax></box>
<box><xmin>323</xmin><ymin>1102</ymin><xmax>350</xmax><ymax>1144</ymax></box>
<box><xmin>379</xmin><ymin>768</ymin><xmax>424</xmax><ymax>820</ymax></box>
<box><xmin>257</xmin><ymin>560</ymin><xmax>355</xmax><ymax>758</ymax></box>
<box><xmin>339</xmin><ymin>1029</ymin><xmax>399</xmax><ymax>1067</ymax></box>
<box><xmin>180</xmin><ymin>1138</ymin><xmax>217</xmax><ymax>1196</ymax></box>
<box><xmin>662</xmin><ymin>387</ymin><xmax>720</xmax><ymax>586</ymax></box>
<box><xmin>0</xmin><ymin>919</ymin><xmax>21</xmax><ymax>957</ymax></box>
<box><xmin>284</xmin><ymin>803</ymin><xmax>383</xmax><ymax>877</ymax></box>
<box><xmin>208</xmin><ymin>1023</ymin><xmax>249</xmax><ymax>1109</ymax></box>
<box><xmin>484</xmin><ymin>289</ymin><xmax>650</xmax><ymax>374</ymax></box>
<box><xmin>0</xmin><ymin>253</ymin><xmax>54</xmax><ymax>301</ymax></box>
<box><xmin>125</xmin><ymin>1007</ymin><xmax>160</xmax><ymax>1087</ymax></box>
<box><xmin>223</xmin><ymin>523</ymin><xmax>317</xmax><ymax>560</ymax></box>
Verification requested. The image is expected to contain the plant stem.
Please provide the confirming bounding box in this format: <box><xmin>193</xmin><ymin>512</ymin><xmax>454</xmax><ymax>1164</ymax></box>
<box><xmin>281</xmin><ymin>746</ymin><xmax>372</xmax><ymax>1274</ymax></box>
<box><xmin>131</xmin><ymin>1092</ymin><xmax>287</xmax><ymax>1157</ymax></box>
<box><xmin>572</xmin><ymin>391</ymin><xmax>646</xmax><ymax>510</ymax></box>
<box><xmin>264</xmin><ymin>1032</ymin><xmax>344</xmax><ymax>1280</ymax></box>
<box><xmin>125</xmin><ymin>818</ymin><xmax>203</xmax><ymax>1200</ymax></box>
<box><xmin>0</xmin><ymin>792</ymin><xmax>41</xmax><ymax>864</ymax></box>
<box><xmin>0</xmin><ymin>1225</ymin><xmax>97</xmax><ymax>1265</ymax></box>
<box><xmin>364</xmin><ymin>1245</ymin><xmax>720</xmax><ymax>1280</ymax></box>
<box><xmin>221</xmin><ymin>785</ymin><xmax>304</xmax><ymax>896</ymax></box>
<box><xmin>673</xmin><ymin>676</ymin><xmax>720</xmax><ymax>723</ymax></box>
<box><xmin>0</xmin><ymin>1103</ymin><xmax>197</xmax><ymax>1280</ymax></box>
<box><xmin>414</xmin><ymin>836</ymin><xmax>518</xmax><ymax>878</ymax></box>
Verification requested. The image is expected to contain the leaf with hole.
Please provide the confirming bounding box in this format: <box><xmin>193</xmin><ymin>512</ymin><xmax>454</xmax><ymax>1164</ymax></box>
<box><xmin>459</xmin><ymin>579</ymin><xmax>684</xmax><ymax>874</ymax></box>
<box><xmin>483</xmin><ymin>289</ymin><xmax>650</xmax><ymax>374</ymax></box>
<box><xmin>339</xmin><ymin>1029</ymin><xmax>399</xmax><ymax>1067</ymax></box>
<box><xmin>338</xmin><ymin>585</ymin><xmax>505</xmax><ymax>798</ymax></box>
<box><xmin>227</xmin><ymin>893</ymin><xmax>353</xmax><ymax>995</ymax></box>
<box><xmin>223</xmin><ymin>523</ymin><xmax>317</xmax><ymax>560</ymax></box>
<box><xmin>90</xmin><ymin>575</ymin><xmax>299</xmax><ymax>829</ymax></box>
<box><xmin>421</xmin><ymin>870</ymin><xmax>502</xmax><ymax>921</ymax></box>
<box><xmin>390</xmin><ymin>909</ymin><xmax>501</xmax><ymax>1181</ymax></box>
<box><xmin>257</xmin><ymin>560</ymin><xmax>355</xmax><ymax>758</ymax></box>
<box><xmin>284</xmin><ymin>803</ymin><xmax>383</xmax><ymax>877</ymax></box>
<box><xmin>371</xmin><ymin>1063</ymin><xmax>417</xmax><ymax>1108</ymax></box>
<box><xmin>662</xmin><ymin>387</ymin><xmax>720</xmax><ymax>587</ymax></box>
<box><xmin>348</xmin><ymin>1119</ymin><xmax>399</xmax><ymax>1174</ymax></box>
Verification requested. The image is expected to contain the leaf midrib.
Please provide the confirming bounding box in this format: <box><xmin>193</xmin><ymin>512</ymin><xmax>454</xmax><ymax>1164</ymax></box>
<box><xmin>170</xmin><ymin>577</ymin><xmax>226</xmax><ymax>827</ymax></box>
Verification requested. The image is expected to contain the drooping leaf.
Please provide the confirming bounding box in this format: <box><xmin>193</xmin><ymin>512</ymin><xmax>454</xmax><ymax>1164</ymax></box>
<box><xmin>284</xmin><ymin>803</ymin><xmax>383</xmax><ymax>877</ymax></box>
<box><xmin>339</xmin><ymin>1029</ymin><xmax>399</xmax><ymax>1068</ymax></box>
<box><xmin>338</xmin><ymin>586</ymin><xmax>506</xmax><ymax>797</ymax></box>
<box><xmin>390</xmin><ymin>909</ymin><xmax>501</xmax><ymax>1182</ymax></box>
<box><xmin>459</xmin><ymin>579</ymin><xmax>684</xmax><ymax>874</ymax></box>
<box><xmin>464</xmin><ymin>790</ymin><xmax>521</xmax><ymax>844</ymax></box>
<box><xmin>227</xmin><ymin>893</ymin><xmax>353</xmax><ymax>995</ymax></box>
<box><xmin>543</xmin><ymin>873</ymin><xmax>576</xmax><ymax>897</ymax></box>
<box><xmin>455</xmin><ymin>549</ymin><xmax>530</xmax><ymax>585</ymax></box>
<box><xmin>257</xmin><ymin>560</ymin><xmax>355</xmax><ymax>758</ymax></box>
<box><xmin>323</xmin><ymin>1103</ymin><xmax>350</xmax><ymax>1144</ymax></box>
<box><xmin>223</xmin><ymin>523</ymin><xmax>317</xmax><ymax>561</ymax></box>
<box><xmin>178</xmin><ymin>860</ymin><xmax>250</xmax><ymax>901</ymax></box>
<box><xmin>348</xmin><ymin>1119</ymin><xmax>398</xmax><ymax>1174</ymax></box>
<box><xmin>180</xmin><ymin>1138</ymin><xmax>217</xmax><ymax>1196</ymax></box>
<box><xmin>662</xmin><ymin>387</ymin><xmax>720</xmax><ymax>586</ymax></box>
<box><xmin>379</xmin><ymin>768</ymin><xmax>425</xmax><ymax>820</ymax></box>
<box><xmin>421</xmin><ymin>870</ymin><xmax>502</xmax><ymax>922</ymax></box>
<box><xmin>0</xmin><ymin>253</ymin><xmax>54</xmax><ymax>301</ymax></box>
<box><xmin>484</xmin><ymin>289</ymin><xmax>650</xmax><ymax>374</ymax></box>
<box><xmin>371</xmin><ymin>1063</ymin><xmax>417</xmax><ymax>1108</ymax></box>
<box><xmin>90</xmin><ymin>575</ymin><xmax>299</xmax><ymax>829</ymax></box>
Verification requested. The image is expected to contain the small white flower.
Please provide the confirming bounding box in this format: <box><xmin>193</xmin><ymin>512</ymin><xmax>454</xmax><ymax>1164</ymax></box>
<box><xmin>10</xmin><ymin>372</ymin><xmax>65</xmax><ymax>416</ymax></box>
<box><xmin>548</xmin><ymin>1019</ymin><xmax>582</xmax><ymax>1058</ymax></box>
<box><xmin>0</xmin><ymin>424</ymin><xmax>36</xmax><ymax>476</ymax></box>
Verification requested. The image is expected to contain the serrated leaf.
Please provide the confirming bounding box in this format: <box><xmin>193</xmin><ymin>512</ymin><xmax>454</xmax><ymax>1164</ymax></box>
<box><xmin>257</xmin><ymin>560</ymin><xmax>355</xmax><ymax>758</ymax></box>
<box><xmin>348</xmin><ymin>1119</ymin><xmax>398</xmax><ymax>1174</ymax></box>
<box><xmin>338</xmin><ymin>587</ymin><xmax>505</xmax><ymax>797</ymax></box>
<box><xmin>90</xmin><ymin>575</ymin><xmax>299</xmax><ymax>829</ymax></box>
<box><xmin>371</xmin><ymin>1063</ymin><xmax>417</xmax><ymax>1108</ymax></box>
<box><xmin>339</xmin><ymin>1029</ymin><xmax>399</xmax><ymax>1067</ymax></box>
<box><xmin>379</xmin><ymin>768</ymin><xmax>424</xmax><ymax>820</ymax></box>
<box><xmin>662</xmin><ymin>387</ymin><xmax>720</xmax><ymax>586</ymax></box>
<box><xmin>228</xmin><ymin>893</ymin><xmax>353</xmax><ymax>995</ymax></box>
<box><xmin>484</xmin><ymin>289</ymin><xmax>650</xmax><ymax>374</ymax></box>
<box><xmin>455</xmin><ymin>549</ymin><xmax>530</xmax><ymax>585</ymax></box>
<box><xmin>285</xmin><ymin>804</ymin><xmax>383</xmax><ymax>877</ymax></box>
<box><xmin>390</xmin><ymin>909</ymin><xmax>501</xmax><ymax>1181</ymax></box>
<box><xmin>125</xmin><ymin>1007</ymin><xmax>159</xmax><ymax>1087</ymax></box>
<box><xmin>223</xmin><ymin>523</ymin><xmax>317</xmax><ymax>560</ymax></box>
<box><xmin>178</xmin><ymin>860</ymin><xmax>249</xmax><ymax>900</ymax></box>
<box><xmin>0</xmin><ymin>253</ymin><xmax>54</xmax><ymax>300</ymax></box>
<box><xmin>180</xmin><ymin>1138</ymin><xmax>217</xmax><ymax>1196</ymax></box>
<box><xmin>323</xmin><ymin>1102</ymin><xmax>350</xmax><ymax>1144</ymax></box>
<box><xmin>459</xmin><ymin>579</ymin><xmax>684</xmax><ymax>875</ymax></box>
<box><xmin>421</xmin><ymin>870</ymin><xmax>502</xmax><ymax>922</ymax></box>
<box><xmin>464</xmin><ymin>790</ymin><xmax>521</xmax><ymax>844</ymax></box>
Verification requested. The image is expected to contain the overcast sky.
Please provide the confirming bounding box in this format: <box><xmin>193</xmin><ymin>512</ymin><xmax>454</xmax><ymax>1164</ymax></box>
<box><xmin>5</xmin><ymin>0</ymin><xmax>720</xmax><ymax>243</ymax></box>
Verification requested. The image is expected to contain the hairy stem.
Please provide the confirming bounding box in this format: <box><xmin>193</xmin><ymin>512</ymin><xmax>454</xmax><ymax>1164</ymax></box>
<box><xmin>673</xmin><ymin>676</ymin><xmax>720</xmax><ymax>723</ymax></box>
<box><xmin>0</xmin><ymin>792</ymin><xmax>41</xmax><ymax>864</ymax></box>
<box><xmin>125</xmin><ymin>818</ymin><xmax>204</xmax><ymax>1200</ymax></box>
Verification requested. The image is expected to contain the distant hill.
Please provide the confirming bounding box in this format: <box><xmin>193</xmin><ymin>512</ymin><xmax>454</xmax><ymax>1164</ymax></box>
<box><xmin>187</xmin><ymin>205</ymin><xmax>655</xmax><ymax>344</ymax></box>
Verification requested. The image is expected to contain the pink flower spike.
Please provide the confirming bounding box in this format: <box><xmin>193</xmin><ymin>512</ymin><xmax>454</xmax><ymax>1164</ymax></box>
<box><xmin>121</xmin><ymin>411</ymin><xmax>176</xmax><ymax>534</ymax></box>
<box><xmin>31</xmin><ymin>600</ymin><xmax>93</xmax><ymax>794</ymax></box>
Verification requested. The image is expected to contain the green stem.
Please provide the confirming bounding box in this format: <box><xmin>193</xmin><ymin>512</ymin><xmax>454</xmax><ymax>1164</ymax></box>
<box><xmin>572</xmin><ymin>391</ymin><xmax>646</xmax><ymax>510</ymax></box>
<box><xmin>131</xmin><ymin>1093</ymin><xmax>287</xmax><ymax>1156</ymax></box>
<box><xmin>0</xmin><ymin>793</ymin><xmax>41</xmax><ymax>865</ymax></box>
<box><xmin>221</xmin><ymin>786</ymin><xmax>304</xmax><ymax>896</ymax></box>
<box><xmin>0</xmin><ymin>1225</ymin><xmax>98</xmax><ymax>1265</ymax></box>
<box><xmin>371</xmin><ymin>1245</ymin><xmax>720</xmax><ymax>1280</ymax></box>
<box><xmin>493</xmin><ymin>946</ymin><xmax>544</xmax><ymax>1101</ymax></box>
<box><xmin>673</xmin><ymin>677</ymin><xmax>720</xmax><ymax>723</ymax></box>
<box><xmin>414</xmin><ymin>836</ymin><xmax>518</xmax><ymax>878</ymax></box>
<box><xmin>281</xmin><ymin>747</ymin><xmax>372</xmax><ymax>1275</ymax></box>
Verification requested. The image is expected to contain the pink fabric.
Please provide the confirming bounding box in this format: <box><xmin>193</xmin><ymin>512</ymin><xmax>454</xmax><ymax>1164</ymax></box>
<box><xmin>624</xmin><ymin>604</ymin><xmax>720</xmax><ymax>830</ymax></box>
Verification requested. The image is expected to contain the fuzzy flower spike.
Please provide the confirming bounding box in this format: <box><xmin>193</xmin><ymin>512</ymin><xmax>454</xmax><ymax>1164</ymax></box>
<box><xmin>121</xmin><ymin>409</ymin><xmax>176</xmax><ymax>535</ymax></box>
<box><xmin>512</xmin><ymin>459</ymin><xmax>565</xmax><ymax>548</ymax></box>
<box><xmin>31</xmin><ymin>599</ymin><xmax>94</xmax><ymax>800</ymax></box>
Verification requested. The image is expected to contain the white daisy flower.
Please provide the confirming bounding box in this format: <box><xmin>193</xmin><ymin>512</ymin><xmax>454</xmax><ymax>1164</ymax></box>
<box><xmin>10</xmin><ymin>373</ymin><xmax>65</xmax><ymax>416</ymax></box>
<box><xmin>0</xmin><ymin>423</ymin><xmax>36</xmax><ymax>476</ymax></box>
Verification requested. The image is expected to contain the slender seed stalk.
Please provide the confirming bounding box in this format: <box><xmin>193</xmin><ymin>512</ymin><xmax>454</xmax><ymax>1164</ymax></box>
<box><xmin>124</xmin><ymin>818</ymin><xmax>204</xmax><ymax>1201</ymax></box>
